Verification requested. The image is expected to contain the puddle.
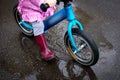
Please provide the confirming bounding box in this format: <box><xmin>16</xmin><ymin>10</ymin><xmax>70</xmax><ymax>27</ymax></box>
<box><xmin>0</xmin><ymin>34</ymin><xmax>97</xmax><ymax>80</ymax></box>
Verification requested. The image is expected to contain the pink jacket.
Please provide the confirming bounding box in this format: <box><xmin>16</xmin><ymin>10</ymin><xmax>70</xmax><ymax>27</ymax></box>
<box><xmin>17</xmin><ymin>0</ymin><xmax>56</xmax><ymax>22</ymax></box>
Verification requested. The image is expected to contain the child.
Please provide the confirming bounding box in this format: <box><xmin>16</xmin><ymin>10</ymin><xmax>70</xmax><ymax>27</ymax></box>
<box><xmin>17</xmin><ymin>0</ymin><xmax>57</xmax><ymax>61</ymax></box>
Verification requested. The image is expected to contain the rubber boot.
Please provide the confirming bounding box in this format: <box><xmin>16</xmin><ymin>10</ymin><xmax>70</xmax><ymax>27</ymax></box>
<box><xmin>35</xmin><ymin>34</ymin><xmax>55</xmax><ymax>61</ymax></box>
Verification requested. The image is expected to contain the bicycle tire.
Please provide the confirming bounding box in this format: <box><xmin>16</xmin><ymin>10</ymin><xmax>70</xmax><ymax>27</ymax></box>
<box><xmin>13</xmin><ymin>5</ymin><xmax>33</xmax><ymax>36</ymax></box>
<box><xmin>64</xmin><ymin>28</ymin><xmax>99</xmax><ymax>66</ymax></box>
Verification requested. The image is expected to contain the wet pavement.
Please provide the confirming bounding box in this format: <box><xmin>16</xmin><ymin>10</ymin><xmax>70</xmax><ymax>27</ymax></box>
<box><xmin>0</xmin><ymin>0</ymin><xmax>120</xmax><ymax>80</ymax></box>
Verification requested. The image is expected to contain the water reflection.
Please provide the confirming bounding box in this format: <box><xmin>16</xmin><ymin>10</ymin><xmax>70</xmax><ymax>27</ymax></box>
<box><xmin>57</xmin><ymin>60</ymin><xmax>97</xmax><ymax>80</ymax></box>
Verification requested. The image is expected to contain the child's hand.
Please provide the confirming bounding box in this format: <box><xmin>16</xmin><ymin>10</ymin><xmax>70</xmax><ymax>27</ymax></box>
<box><xmin>44</xmin><ymin>0</ymin><xmax>57</xmax><ymax>7</ymax></box>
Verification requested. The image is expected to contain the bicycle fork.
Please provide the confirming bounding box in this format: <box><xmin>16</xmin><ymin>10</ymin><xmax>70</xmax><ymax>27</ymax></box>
<box><xmin>66</xmin><ymin>4</ymin><xmax>84</xmax><ymax>53</ymax></box>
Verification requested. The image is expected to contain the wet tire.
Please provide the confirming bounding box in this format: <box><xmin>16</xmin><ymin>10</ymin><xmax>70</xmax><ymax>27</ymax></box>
<box><xmin>13</xmin><ymin>5</ymin><xmax>33</xmax><ymax>36</ymax></box>
<box><xmin>64</xmin><ymin>28</ymin><xmax>99</xmax><ymax>66</ymax></box>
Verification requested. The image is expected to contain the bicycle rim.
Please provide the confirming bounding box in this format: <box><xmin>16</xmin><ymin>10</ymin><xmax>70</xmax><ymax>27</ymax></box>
<box><xmin>68</xmin><ymin>34</ymin><xmax>93</xmax><ymax>63</ymax></box>
<box><xmin>15</xmin><ymin>8</ymin><xmax>33</xmax><ymax>35</ymax></box>
<box><xmin>64</xmin><ymin>28</ymin><xmax>99</xmax><ymax>66</ymax></box>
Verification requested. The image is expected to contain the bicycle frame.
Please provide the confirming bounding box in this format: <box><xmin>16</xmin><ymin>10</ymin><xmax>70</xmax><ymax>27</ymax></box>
<box><xmin>20</xmin><ymin>4</ymin><xmax>84</xmax><ymax>50</ymax></box>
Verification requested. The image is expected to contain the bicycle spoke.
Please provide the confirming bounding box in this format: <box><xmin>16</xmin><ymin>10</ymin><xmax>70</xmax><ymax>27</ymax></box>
<box><xmin>78</xmin><ymin>43</ymin><xmax>87</xmax><ymax>51</ymax></box>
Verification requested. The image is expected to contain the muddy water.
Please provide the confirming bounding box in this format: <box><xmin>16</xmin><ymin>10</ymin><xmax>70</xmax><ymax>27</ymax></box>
<box><xmin>0</xmin><ymin>33</ymin><xmax>97</xmax><ymax>80</ymax></box>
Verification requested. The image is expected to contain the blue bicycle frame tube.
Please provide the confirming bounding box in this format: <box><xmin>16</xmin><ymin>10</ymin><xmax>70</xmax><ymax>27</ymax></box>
<box><xmin>44</xmin><ymin>8</ymin><xmax>67</xmax><ymax>31</ymax></box>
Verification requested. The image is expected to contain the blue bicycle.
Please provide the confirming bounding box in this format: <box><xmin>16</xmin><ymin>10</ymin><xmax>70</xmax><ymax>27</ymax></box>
<box><xmin>13</xmin><ymin>0</ymin><xmax>99</xmax><ymax>66</ymax></box>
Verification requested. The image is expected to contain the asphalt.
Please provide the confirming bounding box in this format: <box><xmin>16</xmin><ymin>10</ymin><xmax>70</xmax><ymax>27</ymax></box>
<box><xmin>0</xmin><ymin>0</ymin><xmax>120</xmax><ymax>80</ymax></box>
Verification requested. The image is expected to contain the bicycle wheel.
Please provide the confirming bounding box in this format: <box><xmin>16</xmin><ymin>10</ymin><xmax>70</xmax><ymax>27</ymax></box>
<box><xmin>13</xmin><ymin>5</ymin><xmax>33</xmax><ymax>36</ymax></box>
<box><xmin>64</xmin><ymin>28</ymin><xmax>99</xmax><ymax>66</ymax></box>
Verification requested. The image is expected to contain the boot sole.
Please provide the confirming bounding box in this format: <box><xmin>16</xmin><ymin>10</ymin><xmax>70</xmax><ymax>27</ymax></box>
<box><xmin>42</xmin><ymin>55</ymin><xmax>56</xmax><ymax>61</ymax></box>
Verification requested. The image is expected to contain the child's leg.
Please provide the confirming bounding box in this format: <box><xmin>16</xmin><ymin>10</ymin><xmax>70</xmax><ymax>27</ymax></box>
<box><xmin>32</xmin><ymin>21</ymin><xmax>55</xmax><ymax>61</ymax></box>
<box><xmin>32</xmin><ymin>21</ymin><xmax>44</xmax><ymax>36</ymax></box>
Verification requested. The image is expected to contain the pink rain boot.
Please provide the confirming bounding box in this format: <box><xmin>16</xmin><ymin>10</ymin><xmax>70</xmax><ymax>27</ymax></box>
<box><xmin>35</xmin><ymin>34</ymin><xmax>55</xmax><ymax>61</ymax></box>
